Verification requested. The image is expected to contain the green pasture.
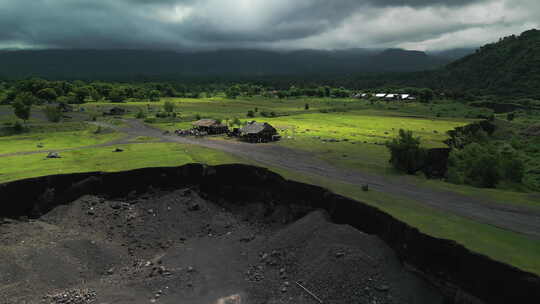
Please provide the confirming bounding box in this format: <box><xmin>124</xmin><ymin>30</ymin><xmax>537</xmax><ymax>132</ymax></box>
<box><xmin>0</xmin><ymin>142</ymin><xmax>241</xmax><ymax>183</ymax></box>
<box><xmin>0</xmin><ymin>128</ymin><xmax>121</xmax><ymax>154</ymax></box>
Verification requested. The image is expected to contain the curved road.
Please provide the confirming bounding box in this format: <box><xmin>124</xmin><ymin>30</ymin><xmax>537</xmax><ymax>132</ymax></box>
<box><xmin>3</xmin><ymin>119</ymin><xmax>540</xmax><ymax>241</ymax></box>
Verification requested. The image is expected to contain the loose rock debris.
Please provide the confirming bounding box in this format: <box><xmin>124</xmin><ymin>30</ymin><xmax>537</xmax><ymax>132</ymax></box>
<box><xmin>0</xmin><ymin>189</ymin><xmax>444</xmax><ymax>304</ymax></box>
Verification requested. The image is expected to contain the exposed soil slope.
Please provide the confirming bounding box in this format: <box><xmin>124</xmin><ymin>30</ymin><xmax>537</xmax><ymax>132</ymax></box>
<box><xmin>0</xmin><ymin>189</ymin><xmax>442</xmax><ymax>304</ymax></box>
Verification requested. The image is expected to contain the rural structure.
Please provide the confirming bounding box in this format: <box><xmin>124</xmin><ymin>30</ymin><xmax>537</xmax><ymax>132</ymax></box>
<box><xmin>240</xmin><ymin>121</ymin><xmax>280</xmax><ymax>143</ymax></box>
<box><xmin>192</xmin><ymin>119</ymin><xmax>229</xmax><ymax>135</ymax></box>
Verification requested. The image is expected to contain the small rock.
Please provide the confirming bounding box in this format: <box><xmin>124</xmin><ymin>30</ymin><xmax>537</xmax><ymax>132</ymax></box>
<box><xmin>335</xmin><ymin>251</ymin><xmax>345</xmax><ymax>258</ymax></box>
<box><xmin>106</xmin><ymin>267</ymin><xmax>115</xmax><ymax>275</ymax></box>
<box><xmin>188</xmin><ymin>202</ymin><xmax>200</xmax><ymax>211</ymax></box>
<box><xmin>281</xmin><ymin>287</ymin><xmax>288</xmax><ymax>293</ymax></box>
<box><xmin>109</xmin><ymin>202</ymin><xmax>122</xmax><ymax>210</ymax></box>
<box><xmin>187</xmin><ymin>266</ymin><xmax>195</xmax><ymax>273</ymax></box>
<box><xmin>376</xmin><ymin>285</ymin><xmax>390</xmax><ymax>292</ymax></box>
<box><xmin>46</xmin><ymin>152</ymin><xmax>61</xmax><ymax>159</ymax></box>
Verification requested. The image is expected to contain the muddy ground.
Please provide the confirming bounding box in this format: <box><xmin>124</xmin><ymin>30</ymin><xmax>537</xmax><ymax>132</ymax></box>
<box><xmin>0</xmin><ymin>188</ymin><xmax>443</xmax><ymax>304</ymax></box>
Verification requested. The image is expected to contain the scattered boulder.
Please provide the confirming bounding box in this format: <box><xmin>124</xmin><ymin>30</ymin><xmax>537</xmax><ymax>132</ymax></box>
<box><xmin>46</xmin><ymin>152</ymin><xmax>61</xmax><ymax>159</ymax></box>
<box><xmin>376</xmin><ymin>285</ymin><xmax>390</xmax><ymax>292</ymax></box>
<box><xmin>113</xmin><ymin>148</ymin><xmax>124</xmax><ymax>152</ymax></box>
<box><xmin>188</xmin><ymin>201</ymin><xmax>200</xmax><ymax>211</ymax></box>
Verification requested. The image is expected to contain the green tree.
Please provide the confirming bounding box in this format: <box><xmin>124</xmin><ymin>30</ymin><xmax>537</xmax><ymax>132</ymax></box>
<box><xmin>109</xmin><ymin>88</ymin><xmax>126</xmax><ymax>103</ymax></box>
<box><xmin>448</xmin><ymin>143</ymin><xmax>502</xmax><ymax>188</ymax></box>
<box><xmin>72</xmin><ymin>86</ymin><xmax>91</xmax><ymax>104</ymax></box>
<box><xmin>419</xmin><ymin>88</ymin><xmax>434</xmax><ymax>103</ymax></box>
<box><xmin>37</xmin><ymin>88</ymin><xmax>58</xmax><ymax>103</ymax></box>
<box><xmin>12</xmin><ymin>92</ymin><xmax>36</xmax><ymax>124</ymax></box>
<box><xmin>385</xmin><ymin>129</ymin><xmax>426</xmax><ymax>174</ymax></box>
<box><xmin>163</xmin><ymin>101</ymin><xmax>175</xmax><ymax>113</ymax></box>
<box><xmin>149</xmin><ymin>90</ymin><xmax>161</xmax><ymax>102</ymax></box>
<box><xmin>226</xmin><ymin>85</ymin><xmax>241</xmax><ymax>99</ymax></box>
<box><xmin>43</xmin><ymin>105</ymin><xmax>62</xmax><ymax>123</ymax></box>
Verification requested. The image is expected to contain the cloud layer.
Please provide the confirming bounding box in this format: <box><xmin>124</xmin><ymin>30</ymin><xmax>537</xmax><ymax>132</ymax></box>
<box><xmin>0</xmin><ymin>0</ymin><xmax>538</xmax><ymax>51</ymax></box>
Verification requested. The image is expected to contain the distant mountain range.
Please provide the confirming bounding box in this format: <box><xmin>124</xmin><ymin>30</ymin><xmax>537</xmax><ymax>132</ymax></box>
<box><xmin>0</xmin><ymin>48</ymin><xmax>455</xmax><ymax>80</ymax></box>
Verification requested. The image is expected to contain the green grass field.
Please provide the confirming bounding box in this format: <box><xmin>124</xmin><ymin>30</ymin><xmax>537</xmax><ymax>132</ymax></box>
<box><xmin>0</xmin><ymin>142</ymin><xmax>241</xmax><ymax>183</ymax></box>
<box><xmin>0</xmin><ymin>128</ymin><xmax>121</xmax><ymax>154</ymax></box>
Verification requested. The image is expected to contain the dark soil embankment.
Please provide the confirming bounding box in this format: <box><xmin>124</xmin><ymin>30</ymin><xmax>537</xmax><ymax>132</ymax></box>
<box><xmin>0</xmin><ymin>164</ymin><xmax>539</xmax><ymax>304</ymax></box>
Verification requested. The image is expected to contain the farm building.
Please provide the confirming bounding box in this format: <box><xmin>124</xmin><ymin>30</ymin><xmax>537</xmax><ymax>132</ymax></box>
<box><xmin>240</xmin><ymin>121</ymin><xmax>280</xmax><ymax>143</ymax></box>
<box><xmin>401</xmin><ymin>94</ymin><xmax>416</xmax><ymax>100</ymax></box>
<box><xmin>353</xmin><ymin>93</ymin><xmax>369</xmax><ymax>99</ymax></box>
<box><xmin>375</xmin><ymin>93</ymin><xmax>387</xmax><ymax>98</ymax></box>
<box><xmin>192</xmin><ymin>119</ymin><xmax>229</xmax><ymax>135</ymax></box>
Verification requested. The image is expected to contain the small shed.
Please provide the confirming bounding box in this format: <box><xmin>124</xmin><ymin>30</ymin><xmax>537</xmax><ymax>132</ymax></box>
<box><xmin>375</xmin><ymin>93</ymin><xmax>387</xmax><ymax>98</ymax></box>
<box><xmin>240</xmin><ymin>121</ymin><xmax>279</xmax><ymax>143</ymax></box>
<box><xmin>192</xmin><ymin>119</ymin><xmax>229</xmax><ymax>135</ymax></box>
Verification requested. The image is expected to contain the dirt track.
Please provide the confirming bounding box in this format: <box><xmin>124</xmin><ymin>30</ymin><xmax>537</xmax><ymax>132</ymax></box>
<box><xmin>3</xmin><ymin>118</ymin><xmax>540</xmax><ymax>241</ymax></box>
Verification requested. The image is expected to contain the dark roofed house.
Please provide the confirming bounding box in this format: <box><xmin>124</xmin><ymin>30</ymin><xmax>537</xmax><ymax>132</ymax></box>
<box><xmin>240</xmin><ymin>121</ymin><xmax>280</xmax><ymax>143</ymax></box>
<box><xmin>192</xmin><ymin>119</ymin><xmax>229</xmax><ymax>135</ymax></box>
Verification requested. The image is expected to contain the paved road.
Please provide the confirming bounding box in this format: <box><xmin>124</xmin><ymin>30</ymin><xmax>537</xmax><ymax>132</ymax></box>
<box><xmin>4</xmin><ymin>119</ymin><xmax>540</xmax><ymax>240</ymax></box>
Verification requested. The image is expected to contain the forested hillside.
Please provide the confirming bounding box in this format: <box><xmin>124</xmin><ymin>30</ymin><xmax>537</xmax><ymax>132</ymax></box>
<box><xmin>0</xmin><ymin>48</ymin><xmax>449</xmax><ymax>80</ymax></box>
<box><xmin>438</xmin><ymin>29</ymin><xmax>540</xmax><ymax>98</ymax></box>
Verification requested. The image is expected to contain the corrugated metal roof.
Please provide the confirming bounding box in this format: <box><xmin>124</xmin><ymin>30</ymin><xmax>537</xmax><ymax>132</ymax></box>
<box><xmin>193</xmin><ymin>119</ymin><xmax>224</xmax><ymax>127</ymax></box>
<box><xmin>240</xmin><ymin>121</ymin><xmax>277</xmax><ymax>135</ymax></box>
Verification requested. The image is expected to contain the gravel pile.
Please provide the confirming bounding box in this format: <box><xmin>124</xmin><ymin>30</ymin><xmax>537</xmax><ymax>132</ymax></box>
<box><xmin>0</xmin><ymin>190</ymin><xmax>443</xmax><ymax>304</ymax></box>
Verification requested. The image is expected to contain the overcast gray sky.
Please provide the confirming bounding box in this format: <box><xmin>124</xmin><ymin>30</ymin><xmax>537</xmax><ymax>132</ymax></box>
<box><xmin>0</xmin><ymin>0</ymin><xmax>538</xmax><ymax>51</ymax></box>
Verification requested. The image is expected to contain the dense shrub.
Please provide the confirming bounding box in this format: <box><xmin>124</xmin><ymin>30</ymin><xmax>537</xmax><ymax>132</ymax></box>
<box><xmin>163</xmin><ymin>101</ymin><xmax>175</xmax><ymax>113</ymax></box>
<box><xmin>12</xmin><ymin>121</ymin><xmax>24</xmax><ymax>133</ymax></box>
<box><xmin>247</xmin><ymin>110</ymin><xmax>255</xmax><ymax>118</ymax></box>
<box><xmin>385</xmin><ymin>129</ymin><xmax>426</xmax><ymax>174</ymax></box>
<box><xmin>43</xmin><ymin>106</ymin><xmax>62</xmax><ymax>123</ymax></box>
<box><xmin>135</xmin><ymin>109</ymin><xmax>146</xmax><ymax>119</ymax></box>
<box><xmin>448</xmin><ymin>143</ymin><xmax>525</xmax><ymax>188</ymax></box>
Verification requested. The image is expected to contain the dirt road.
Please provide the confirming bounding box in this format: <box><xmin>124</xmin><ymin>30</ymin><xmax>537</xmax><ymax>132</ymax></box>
<box><xmin>4</xmin><ymin>118</ymin><xmax>540</xmax><ymax>241</ymax></box>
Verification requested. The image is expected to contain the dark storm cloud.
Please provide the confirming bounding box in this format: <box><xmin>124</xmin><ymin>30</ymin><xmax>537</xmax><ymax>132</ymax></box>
<box><xmin>0</xmin><ymin>0</ymin><xmax>537</xmax><ymax>51</ymax></box>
